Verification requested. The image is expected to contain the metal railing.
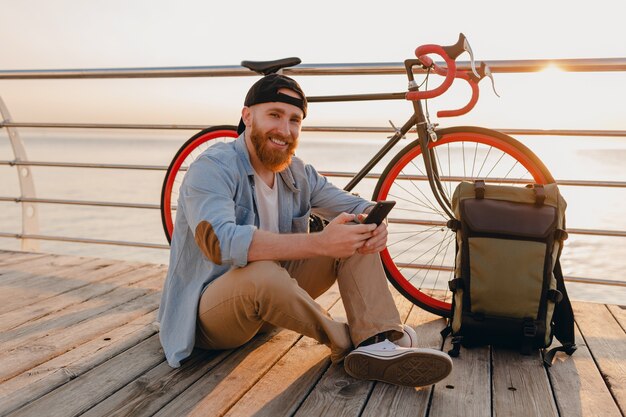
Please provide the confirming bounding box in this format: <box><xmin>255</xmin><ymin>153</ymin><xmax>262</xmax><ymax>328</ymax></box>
<box><xmin>1</xmin><ymin>58</ymin><xmax>625</xmax><ymax>289</ymax></box>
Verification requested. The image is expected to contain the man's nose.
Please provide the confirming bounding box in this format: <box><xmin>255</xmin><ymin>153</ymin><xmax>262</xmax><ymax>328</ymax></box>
<box><xmin>276</xmin><ymin>119</ymin><xmax>290</xmax><ymax>136</ymax></box>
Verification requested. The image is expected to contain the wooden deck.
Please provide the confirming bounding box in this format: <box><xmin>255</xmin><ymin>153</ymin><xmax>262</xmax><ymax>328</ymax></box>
<box><xmin>0</xmin><ymin>250</ymin><xmax>624</xmax><ymax>417</ymax></box>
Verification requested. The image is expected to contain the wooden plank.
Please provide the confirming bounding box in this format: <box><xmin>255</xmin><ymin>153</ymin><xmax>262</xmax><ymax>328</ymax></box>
<box><xmin>223</xmin><ymin>335</ymin><xmax>331</xmax><ymax>417</ymax></box>
<box><xmin>152</xmin><ymin>285</ymin><xmax>343</xmax><ymax>417</ymax></box>
<box><xmin>0</xmin><ymin>254</ymin><xmax>94</xmax><ymax>288</ymax></box>
<box><xmin>0</xmin><ymin>261</ymin><xmax>155</xmax><ymax>332</ymax></box>
<box><xmin>153</xmin><ymin>329</ymin><xmax>302</xmax><ymax>417</ymax></box>
<box><xmin>295</xmin><ymin>290</ymin><xmax>418</xmax><ymax>417</ymax></box>
<box><xmin>0</xmin><ymin>257</ymin><xmax>133</xmax><ymax>313</ymax></box>
<box><xmin>574</xmin><ymin>302</ymin><xmax>626</xmax><ymax>414</ymax></box>
<box><xmin>492</xmin><ymin>348</ymin><xmax>558</xmax><ymax>417</ymax></box>
<box><xmin>81</xmin><ymin>349</ymin><xmax>232</xmax><ymax>417</ymax></box>
<box><xmin>428</xmin><ymin>337</ymin><xmax>490</xmax><ymax>416</ymax></box>
<box><xmin>294</xmin><ymin>361</ymin><xmax>372</xmax><ymax>417</ymax></box>
<box><xmin>0</xmin><ymin>277</ymin><xmax>162</xmax><ymax>383</ymax></box>
<box><xmin>0</xmin><ymin>311</ymin><xmax>158</xmax><ymax>415</ymax></box>
<box><xmin>607</xmin><ymin>304</ymin><xmax>626</xmax><ymax>330</ymax></box>
<box><xmin>548</xmin><ymin>321</ymin><xmax>622</xmax><ymax>417</ymax></box>
<box><xmin>0</xmin><ymin>251</ymin><xmax>51</xmax><ymax>268</ymax></box>
<box><xmin>361</xmin><ymin>300</ymin><xmax>448</xmax><ymax>417</ymax></box>
<box><xmin>8</xmin><ymin>335</ymin><xmax>165</xmax><ymax>417</ymax></box>
<box><xmin>0</xmin><ymin>266</ymin><xmax>163</xmax><ymax>351</ymax></box>
<box><xmin>0</xmin><ymin>250</ymin><xmax>49</xmax><ymax>264</ymax></box>
<box><xmin>0</xmin><ymin>252</ymin><xmax>96</xmax><ymax>276</ymax></box>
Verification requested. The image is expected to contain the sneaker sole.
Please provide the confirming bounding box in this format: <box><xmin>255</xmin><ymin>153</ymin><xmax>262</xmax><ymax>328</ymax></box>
<box><xmin>344</xmin><ymin>349</ymin><xmax>452</xmax><ymax>387</ymax></box>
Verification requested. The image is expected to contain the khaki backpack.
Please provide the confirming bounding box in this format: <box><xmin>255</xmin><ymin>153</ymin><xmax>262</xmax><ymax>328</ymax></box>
<box><xmin>443</xmin><ymin>180</ymin><xmax>576</xmax><ymax>364</ymax></box>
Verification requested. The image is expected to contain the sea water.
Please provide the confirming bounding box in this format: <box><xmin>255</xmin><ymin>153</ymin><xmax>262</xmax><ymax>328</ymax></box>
<box><xmin>0</xmin><ymin>129</ymin><xmax>624</xmax><ymax>305</ymax></box>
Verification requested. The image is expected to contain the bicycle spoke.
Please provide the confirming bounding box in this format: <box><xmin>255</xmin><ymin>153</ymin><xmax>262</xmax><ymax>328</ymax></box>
<box><xmin>387</xmin><ymin>191</ymin><xmax>440</xmax><ymax>214</ymax></box>
<box><xmin>430</xmin><ymin>229</ymin><xmax>454</xmax><ymax>293</ymax></box>
<box><xmin>403</xmin><ymin>233</ymin><xmax>455</xmax><ymax>287</ymax></box>
<box><xmin>387</xmin><ymin>226</ymin><xmax>442</xmax><ymax>248</ymax></box>
<box><xmin>388</xmin><ymin>204</ymin><xmax>445</xmax><ymax>217</ymax></box>
<box><xmin>397</xmin><ymin>168</ymin><xmax>446</xmax><ymax>217</ymax></box>
<box><xmin>462</xmin><ymin>142</ymin><xmax>467</xmax><ymax>178</ymax></box>
<box><xmin>475</xmin><ymin>146</ymin><xmax>493</xmax><ymax>178</ymax></box>
<box><xmin>471</xmin><ymin>142</ymin><xmax>478</xmax><ymax>177</ymax></box>
<box><xmin>388</xmin><ymin>227</ymin><xmax>442</xmax><ymax>255</ymax></box>
<box><xmin>393</xmin><ymin>231</ymin><xmax>453</xmax><ymax>274</ymax></box>
<box><xmin>416</xmin><ymin>234</ymin><xmax>455</xmax><ymax>289</ymax></box>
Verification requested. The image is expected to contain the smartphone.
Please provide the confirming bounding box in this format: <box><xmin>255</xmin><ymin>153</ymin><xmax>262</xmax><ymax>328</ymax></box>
<box><xmin>363</xmin><ymin>200</ymin><xmax>396</xmax><ymax>226</ymax></box>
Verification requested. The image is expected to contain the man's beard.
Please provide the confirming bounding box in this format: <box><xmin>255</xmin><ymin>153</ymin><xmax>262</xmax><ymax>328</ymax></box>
<box><xmin>249</xmin><ymin>125</ymin><xmax>297</xmax><ymax>173</ymax></box>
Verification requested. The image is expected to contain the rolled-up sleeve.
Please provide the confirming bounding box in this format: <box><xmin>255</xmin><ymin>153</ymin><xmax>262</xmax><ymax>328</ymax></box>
<box><xmin>181</xmin><ymin>155</ymin><xmax>256</xmax><ymax>267</ymax></box>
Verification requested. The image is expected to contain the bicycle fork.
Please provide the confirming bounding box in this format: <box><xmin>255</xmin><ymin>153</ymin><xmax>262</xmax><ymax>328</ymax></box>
<box><xmin>412</xmin><ymin>99</ymin><xmax>456</xmax><ymax>220</ymax></box>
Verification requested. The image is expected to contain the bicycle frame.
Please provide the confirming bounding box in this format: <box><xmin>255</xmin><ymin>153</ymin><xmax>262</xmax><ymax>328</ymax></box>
<box><xmin>305</xmin><ymin>73</ymin><xmax>456</xmax><ymax>220</ymax></box>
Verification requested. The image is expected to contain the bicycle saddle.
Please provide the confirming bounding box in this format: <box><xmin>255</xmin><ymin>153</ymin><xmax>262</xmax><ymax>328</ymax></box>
<box><xmin>240</xmin><ymin>57</ymin><xmax>301</xmax><ymax>75</ymax></box>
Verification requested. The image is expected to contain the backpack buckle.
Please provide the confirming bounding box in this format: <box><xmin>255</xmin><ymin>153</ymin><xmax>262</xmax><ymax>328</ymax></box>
<box><xmin>448</xmin><ymin>336</ymin><xmax>463</xmax><ymax>357</ymax></box>
<box><xmin>523</xmin><ymin>321</ymin><xmax>537</xmax><ymax>338</ymax></box>
<box><xmin>448</xmin><ymin>278</ymin><xmax>465</xmax><ymax>292</ymax></box>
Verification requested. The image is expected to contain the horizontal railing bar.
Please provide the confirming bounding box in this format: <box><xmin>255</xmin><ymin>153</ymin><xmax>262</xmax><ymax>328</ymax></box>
<box><xmin>320</xmin><ymin>171</ymin><xmax>626</xmax><ymax>188</ymax></box>
<box><xmin>0</xmin><ymin>160</ymin><xmax>167</xmax><ymax>170</ymax></box>
<box><xmin>393</xmin><ymin>262</ymin><xmax>626</xmax><ymax>288</ymax></box>
<box><xmin>1</xmin><ymin>159</ymin><xmax>624</xmax><ymax>189</ymax></box>
<box><xmin>0</xmin><ymin>196</ymin><xmax>159</xmax><ymax>209</ymax></box>
<box><xmin>0</xmin><ymin>58</ymin><xmax>624</xmax><ymax>80</ymax></box>
<box><xmin>1</xmin><ymin>121</ymin><xmax>625</xmax><ymax>138</ymax></box>
<box><xmin>388</xmin><ymin>218</ymin><xmax>626</xmax><ymax>238</ymax></box>
<box><xmin>0</xmin><ymin>121</ymin><xmax>209</xmax><ymax>130</ymax></box>
<box><xmin>1</xmin><ymin>195</ymin><xmax>623</xmax><ymax>238</ymax></box>
<box><xmin>0</xmin><ymin>232</ymin><xmax>168</xmax><ymax>249</ymax></box>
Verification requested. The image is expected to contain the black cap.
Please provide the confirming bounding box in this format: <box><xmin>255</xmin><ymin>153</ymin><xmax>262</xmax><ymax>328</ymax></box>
<box><xmin>237</xmin><ymin>73</ymin><xmax>307</xmax><ymax>134</ymax></box>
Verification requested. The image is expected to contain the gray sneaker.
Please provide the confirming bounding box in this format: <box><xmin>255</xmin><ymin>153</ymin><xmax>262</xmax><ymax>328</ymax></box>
<box><xmin>344</xmin><ymin>339</ymin><xmax>452</xmax><ymax>387</ymax></box>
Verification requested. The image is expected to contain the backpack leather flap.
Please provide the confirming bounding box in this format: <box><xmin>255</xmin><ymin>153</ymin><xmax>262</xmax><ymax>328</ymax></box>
<box><xmin>461</xmin><ymin>199</ymin><xmax>557</xmax><ymax>239</ymax></box>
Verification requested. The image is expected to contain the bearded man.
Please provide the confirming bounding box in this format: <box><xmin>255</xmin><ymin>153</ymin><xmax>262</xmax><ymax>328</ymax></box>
<box><xmin>157</xmin><ymin>74</ymin><xmax>453</xmax><ymax>387</ymax></box>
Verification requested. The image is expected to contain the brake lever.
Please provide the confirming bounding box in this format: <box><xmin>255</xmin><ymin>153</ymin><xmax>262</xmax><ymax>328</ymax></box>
<box><xmin>482</xmin><ymin>63</ymin><xmax>500</xmax><ymax>97</ymax></box>
<box><xmin>463</xmin><ymin>37</ymin><xmax>480</xmax><ymax>79</ymax></box>
<box><xmin>471</xmin><ymin>62</ymin><xmax>500</xmax><ymax>97</ymax></box>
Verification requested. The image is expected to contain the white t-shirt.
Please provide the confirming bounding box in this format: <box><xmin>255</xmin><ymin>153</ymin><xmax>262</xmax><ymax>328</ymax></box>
<box><xmin>253</xmin><ymin>172</ymin><xmax>280</xmax><ymax>233</ymax></box>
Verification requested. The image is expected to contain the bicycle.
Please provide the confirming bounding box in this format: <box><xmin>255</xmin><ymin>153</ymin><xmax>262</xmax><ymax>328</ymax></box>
<box><xmin>160</xmin><ymin>33</ymin><xmax>554</xmax><ymax>318</ymax></box>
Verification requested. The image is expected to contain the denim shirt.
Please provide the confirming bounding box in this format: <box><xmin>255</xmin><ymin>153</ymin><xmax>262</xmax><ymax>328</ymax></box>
<box><xmin>157</xmin><ymin>134</ymin><xmax>373</xmax><ymax>367</ymax></box>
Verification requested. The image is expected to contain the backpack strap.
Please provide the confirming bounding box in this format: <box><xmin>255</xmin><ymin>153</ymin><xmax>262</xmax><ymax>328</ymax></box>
<box><xmin>474</xmin><ymin>180</ymin><xmax>486</xmax><ymax>199</ymax></box>
<box><xmin>543</xmin><ymin>259</ymin><xmax>577</xmax><ymax>366</ymax></box>
<box><xmin>533</xmin><ymin>184</ymin><xmax>546</xmax><ymax>207</ymax></box>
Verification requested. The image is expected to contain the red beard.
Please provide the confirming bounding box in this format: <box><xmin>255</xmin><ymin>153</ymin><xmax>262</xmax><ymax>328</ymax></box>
<box><xmin>249</xmin><ymin>125</ymin><xmax>297</xmax><ymax>172</ymax></box>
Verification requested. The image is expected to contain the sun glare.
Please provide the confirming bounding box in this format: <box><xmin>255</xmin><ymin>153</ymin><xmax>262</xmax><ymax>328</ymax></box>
<box><xmin>540</xmin><ymin>63</ymin><xmax>563</xmax><ymax>74</ymax></box>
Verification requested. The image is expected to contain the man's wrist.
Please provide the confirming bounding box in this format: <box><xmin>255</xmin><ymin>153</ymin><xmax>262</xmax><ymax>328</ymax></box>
<box><xmin>309</xmin><ymin>230</ymin><xmax>326</xmax><ymax>257</ymax></box>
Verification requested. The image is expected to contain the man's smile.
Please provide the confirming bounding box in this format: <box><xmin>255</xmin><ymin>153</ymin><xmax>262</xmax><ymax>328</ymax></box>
<box><xmin>268</xmin><ymin>136</ymin><xmax>288</xmax><ymax>148</ymax></box>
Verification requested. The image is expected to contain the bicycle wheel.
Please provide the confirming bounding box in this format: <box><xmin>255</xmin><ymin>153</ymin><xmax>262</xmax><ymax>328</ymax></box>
<box><xmin>373</xmin><ymin>126</ymin><xmax>554</xmax><ymax>317</ymax></box>
<box><xmin>160</xmin><ymin>125</ymin><xmax>239</xmax><ymax>243</ymax></box>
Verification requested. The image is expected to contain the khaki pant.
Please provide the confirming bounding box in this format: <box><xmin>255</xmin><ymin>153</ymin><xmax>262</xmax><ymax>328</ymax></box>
<box><xmin>196</xmin><ymin>252</ymin><xmax>403</xmax><ymax>363</ymax></box>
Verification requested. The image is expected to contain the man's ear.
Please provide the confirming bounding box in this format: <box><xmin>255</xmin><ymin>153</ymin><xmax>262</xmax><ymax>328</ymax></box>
<box><xmin>242</xmin><ymin>107</ymin><xmax>252</xmax><ymax>129</ymax></box>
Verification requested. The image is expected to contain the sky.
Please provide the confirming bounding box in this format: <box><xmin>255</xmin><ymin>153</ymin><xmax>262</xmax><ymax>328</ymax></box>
<box><xmin>0</xmin><ymin>0</ymin><xmax>625</xmax><ymax>130</ymax></box>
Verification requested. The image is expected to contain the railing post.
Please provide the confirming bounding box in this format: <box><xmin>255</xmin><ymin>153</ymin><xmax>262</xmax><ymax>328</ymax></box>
<box><xmin>0</xmin><ymin>95</ymin><xmax>39</xmax><ymax>251</ymax></box>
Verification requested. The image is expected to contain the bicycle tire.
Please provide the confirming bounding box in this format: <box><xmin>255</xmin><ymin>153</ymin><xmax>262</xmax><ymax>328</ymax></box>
<box><xmin>160</xmin><ymin>125</ymin><xmax>239</xmax><ymax>243</ymax></box>
<box><xmin>372</xmin><ymin>126</ymin><xmax>554</xmax><ymax>317</ymax></box>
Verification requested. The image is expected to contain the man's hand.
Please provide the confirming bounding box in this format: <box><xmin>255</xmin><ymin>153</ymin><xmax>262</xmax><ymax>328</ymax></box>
<box><xmin>355</xmin><ymin>213</ymin><xmax>389</xmax><ymax>255</ymax></box>
<box><xmin>316</xmin><ymin>212</ymin><xmax>376</xmax><ymax>258</ymax></box>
